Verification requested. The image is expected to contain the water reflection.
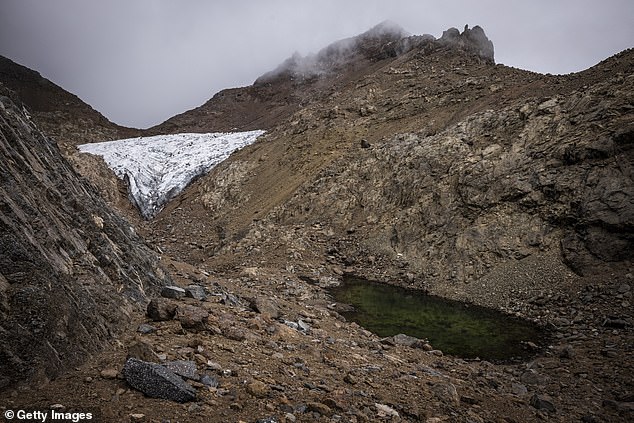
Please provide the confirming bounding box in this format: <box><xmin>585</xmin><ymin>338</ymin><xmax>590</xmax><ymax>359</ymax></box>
<box><xmin>329</xmin><ymin>276</ymin><xmax>546</xmax><ymax>361</ymax></box>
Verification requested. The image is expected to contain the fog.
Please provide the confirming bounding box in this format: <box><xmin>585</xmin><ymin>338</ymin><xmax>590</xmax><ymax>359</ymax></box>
<box><xmin>0</xmin><ymin>0</ymin><xmax>632</xmax><ymax>128</ymax></box>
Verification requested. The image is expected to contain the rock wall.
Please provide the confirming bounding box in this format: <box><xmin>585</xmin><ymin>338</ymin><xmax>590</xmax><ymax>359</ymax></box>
<box><xmin>0</xmin><ymin>86</ymin><xmax>170</xmax><ymax>389</ymax></box>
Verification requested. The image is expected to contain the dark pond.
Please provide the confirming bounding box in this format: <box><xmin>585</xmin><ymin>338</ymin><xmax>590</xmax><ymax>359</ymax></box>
<box><xmin>328</xmin><ymin>276</ymin><xmax>547</xmax><ymax>362</ymax></box>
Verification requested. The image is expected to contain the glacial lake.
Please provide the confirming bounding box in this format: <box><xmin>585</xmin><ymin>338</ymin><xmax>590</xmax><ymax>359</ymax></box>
<box><xmin>328</xmin><ymin>276</ymin><xmax>546</xmax><ymax>362</ymax></box>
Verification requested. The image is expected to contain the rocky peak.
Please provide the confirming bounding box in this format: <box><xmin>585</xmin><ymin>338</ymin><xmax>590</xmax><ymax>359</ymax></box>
<box><xmin>255</xmin><ymin>21</ymin><xmax>411</xmax><ymax>84</ymax></box>
<box><xmin>255</xmin><ymin>23</ymin><xmax>494</xmax><ymax>85</ymax></box>
<box><xmin>439</xmin><ymin>24</ymin><xmax>495</xmax><ymax>63</ymax></box>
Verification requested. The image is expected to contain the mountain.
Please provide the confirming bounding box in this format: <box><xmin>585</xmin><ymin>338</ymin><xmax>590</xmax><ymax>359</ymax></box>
<box><xmin>147</xmin><ymin>26</ymin><xmax>633</xmax><ymax>288</ymax></box>
<box><xmin>0</xmin><ymin>85</ymin><xmax>170</xmax><ymax>388</ymax></box>
<box><xmin>0</xmin><ymin>55</ymin><xmax>140</xmax><ymax>150</ymax></box>
<box><xmin>0</xmin><ymin>23</ymin><xmax>632</xmax><ymax>422</ymax></box>
<box><xmin>147</xmin><ymin>22</ymin><xmax>494</xmax><ymax>135</ymax></box>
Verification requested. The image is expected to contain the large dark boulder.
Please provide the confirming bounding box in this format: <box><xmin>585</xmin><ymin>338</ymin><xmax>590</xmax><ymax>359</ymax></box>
<box><xmin>123</xmin><ymin>358</ymin><xmax>196</xmax><ymax>403</ymax></box>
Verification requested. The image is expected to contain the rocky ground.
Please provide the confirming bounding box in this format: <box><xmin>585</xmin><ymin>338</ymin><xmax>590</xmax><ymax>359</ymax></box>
<box><xmin>1</xmin><ymin>255</ymin><xmax>631</xmax><ymax>422</ymax></box>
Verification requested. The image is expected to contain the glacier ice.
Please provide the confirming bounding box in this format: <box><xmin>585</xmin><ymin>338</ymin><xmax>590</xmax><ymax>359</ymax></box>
<box><xmin>78</xmin><ymin>131</ymin><xmax>265</xmax><ymax>219</ymax></box>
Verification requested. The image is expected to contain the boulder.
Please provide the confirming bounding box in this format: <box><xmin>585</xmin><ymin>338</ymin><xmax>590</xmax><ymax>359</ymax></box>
<box><xmin>146</xmin><ymin>298</ymin><xmax>177</xmax><ymax>321</ymax></box>
<box><xmin>123</xmin><ymin>358</ymin><xmax>196</xmax><ymax>403</ymax></box>
<box><xmin>175</xmin><ymin>304</ymin><xmax>209</xmax><ymax>330</ymax></box>
<box><xmin>161</xmin><ymin>286</ymin><xmax>186</xmax><ymax>299</ymax></box>
<box><xmin>185</xmin><ymin>285</ymin><xmax>207</xmax><ymax>301</ymax></box>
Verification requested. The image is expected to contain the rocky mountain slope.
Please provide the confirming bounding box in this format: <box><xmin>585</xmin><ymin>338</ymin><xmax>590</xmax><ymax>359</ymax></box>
<box><xmin>149</xmin><ymin>25</ymin><xmax>633</xmax><ymax>296</ymax></box>
<box><xmin>147</xmin><ymin>22</ymin><xmax>493</xmax><ymax>136</ymax></box>
<box><xmin>0</xmin><ymin>85</ymin><xmax>170</xmax><ymax>388</ymax></box>
<box><xmin>0</xmin><ymin>55</ymin><xmax>140</xmax><ymax>148</ymax></box>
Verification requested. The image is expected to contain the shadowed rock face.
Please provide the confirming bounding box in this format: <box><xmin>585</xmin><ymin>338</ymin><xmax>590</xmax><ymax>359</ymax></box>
<box><xmin>0</xmin><ymin>85</ymin><xmax>170</xmax><ymax>389</ymax></box>
<box><xmin>439</xmin><ymin>25</ymin><xmax>494</xmax><ymax>64</ymax></box>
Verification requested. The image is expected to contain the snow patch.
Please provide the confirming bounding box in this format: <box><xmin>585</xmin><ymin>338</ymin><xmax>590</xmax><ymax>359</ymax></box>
<box><xmin>78</xmin><ymin>131</ymin><xmax>265</xmax><ymax>219</ymax></box>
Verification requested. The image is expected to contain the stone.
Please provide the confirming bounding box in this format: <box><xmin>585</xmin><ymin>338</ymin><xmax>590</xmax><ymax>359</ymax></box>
<box><xmin>360</xmin><ymin>139</ymin><xmax>371</xmax><ymax>148</ymax></box>
<box><xmin>246</xmin><ymin>380</ymin><xmax>270</xmax><ymax>398</ymax></box>
<box><xmin>129</xmin><ymin>414</ymin><xmax>145</xmax><ymax>422</ymax></box>
<box><xmin>419</xmin><ymin>342</ymin><xmax>434</xmax><ymax>351</ymax></box>
<box><xmin>284</xmin><ymin>320</ymin><xmax>299</xmax><ymax>330</ymax></box>
<box><xmin>200</xmin><ymin>375</ymin><xmax>219</xmax><ymax>388</ymax></box>
<box><xmin>185</xmin><ymin>285</ymin><xmax>207</xmax><ymax>301</ymax></box>
<box><xmin>511</xmin><ymin>382</ymin><xmax>528</xmax><ymax>396</ymax></box>
<box><xmin>100</xmin><ymin>368</ymin><xmax>119</xmax><ymax>379</ymax></box>
<box><xmin>249</xmin><ymin>297</ymin><xmax>280</xmax><ymax>319</ymax></box>
<box><xmin>175</xmin><ymin>304</ymin><xmax>209</xmax><ymax>330</ymax></box>
<box><xmin>343</xmin><ymin>372</ymin><xmax>358</xmax><ymax>385</ymax></box>
<box><xmin>306</xmin><ymin>402</ymin><xmax>332</xmax><ymax>416</ymax></box>
<box><xmin>165</xmin><ymin>360</ymin><xmax>200</xmax><ymax>381</ymax></box>
<box><xmin>137</xmin><ymin>323</ymin><xmax>156</xmax><ymax>334</ymax></box>
<box><xmin>146</xmin><ymin>298</ymin><xmax>177</xmax><ymax>321</ymax></box>
<box><xmin>375</xmin><ymin>403</ymin><xmax>399</xmax><ymax>418</ymax></box>
<box><xmin>297</xmin><ymin>319</ymin><xmax>311</xmax><ymax>333</ymax></box>
<box><xmin>221</xmin><ymin>325</ymin><xmax>247</xmax><ymax>341</ymax></box>
<box><xmin>220</xmin><ymin>292</ymin><xmax>242</xmax><ymax>307</ymax></box>
<box><xmin>431</xmin><ymin>382</ymin><xmax>460</xmax><ymax>406</ymax></box>
<box><xmin>392</xmin><ymin>333</ymin><xmax>419</xmax><ymax>347</ymax></box>
<box><xmin>529</xmin><ymin>394</ymin><xmax>556</xmax><ymax>412</ymax></box>
<box><xmin>161</xmin><ymin>285</ymin><xmax>186</xmax><ymax>299</ymax></box>
<box><xmin>537</xmin><ymin>98</ymin><xmax>559</xmax><ymax>114</ymax></box>
<box><xmin>123</xmin><ymin>358</ymin><xmax>196</xmax><ymax>403</ymax></box>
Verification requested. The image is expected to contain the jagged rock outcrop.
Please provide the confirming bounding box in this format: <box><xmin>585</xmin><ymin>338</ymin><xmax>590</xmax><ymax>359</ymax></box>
<box><xmin>439</xmin><ymin>25</ymin><xmax>494</xmax><ymax>63</ymax></box>
<box><xmin>255</xmin><ymin>22</ymin><xmax>493</xmax><ymax>85</ymax></box>
<box><xmin>0</xmin><ymin>85</ymin><xmax>170</xmax><ymax>389</ymax></box>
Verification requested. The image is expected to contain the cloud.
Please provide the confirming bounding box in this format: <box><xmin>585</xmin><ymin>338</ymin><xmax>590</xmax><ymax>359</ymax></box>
<box><xmin>0</xmin><ymin>0</ymin><xmax>632</xmax><ymax>128</ymax></box>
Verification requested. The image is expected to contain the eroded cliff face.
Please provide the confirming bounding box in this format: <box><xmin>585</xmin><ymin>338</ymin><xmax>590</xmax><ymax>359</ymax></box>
<box><xmin>274</xmin><ymin>72</ymin><xmax>633</xmax><ymax>288</ymax></box>
<box><xmin>0</xmin><ymin>86</ymin><xmax>170</xmax><ymax>389</ymax></box>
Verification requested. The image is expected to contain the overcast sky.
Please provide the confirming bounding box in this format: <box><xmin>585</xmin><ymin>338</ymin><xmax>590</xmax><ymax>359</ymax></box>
<box><xmin>0</xmin><ymin>1</ymin><xmax>632</xmax><ymax>129</ymax></box>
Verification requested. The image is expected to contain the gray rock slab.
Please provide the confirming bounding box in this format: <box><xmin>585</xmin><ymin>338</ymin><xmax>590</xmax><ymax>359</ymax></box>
<box><xmin>185</xmin><ymin>284</ymin><xmax>207</xmax><ymax>301</ymax></box>
<box><xmin>123</xmin><ymin>358</ymin><xmax>196</xmax><ymax>402</ymax></box>
<box><xmin>165</xmin><ymin>360</ymin><xmax>200</xmax><ymax>381</ymax></box>
<box><xmin>161</xmin><ymin>285</ymin><xmax>186</xmax><ymax>299</ymax></box>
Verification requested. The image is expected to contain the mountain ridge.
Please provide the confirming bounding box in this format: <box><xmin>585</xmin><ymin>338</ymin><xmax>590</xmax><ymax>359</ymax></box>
<box><xmin>0</xmin><ymin>55</ymin><xmax>140</xmax><ymax>148</ymax></box>
<box><xmin>147</xmin><ymin>24</ymin><xmax>496</xmax><ymax>135</ymax></box>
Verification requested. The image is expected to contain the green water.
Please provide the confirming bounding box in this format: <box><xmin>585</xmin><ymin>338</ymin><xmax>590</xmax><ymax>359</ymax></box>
<box><xmin>329</xmin><ymin>277</ymin><xmax>545</xmax><ymax>361</ymax></box>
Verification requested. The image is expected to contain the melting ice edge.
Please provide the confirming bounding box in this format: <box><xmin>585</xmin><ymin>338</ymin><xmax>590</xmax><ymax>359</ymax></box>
<box><xmin>79</xmin><ymin>130</ymin><xmax>265</xmax><ymax>219</ymax></box>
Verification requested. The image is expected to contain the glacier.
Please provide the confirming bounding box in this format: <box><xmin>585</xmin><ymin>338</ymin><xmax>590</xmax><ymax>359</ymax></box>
<box><xmin>78</xmin><ymin>130</ymin><xmax>265</xmax><ymax>219</ymax></box>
